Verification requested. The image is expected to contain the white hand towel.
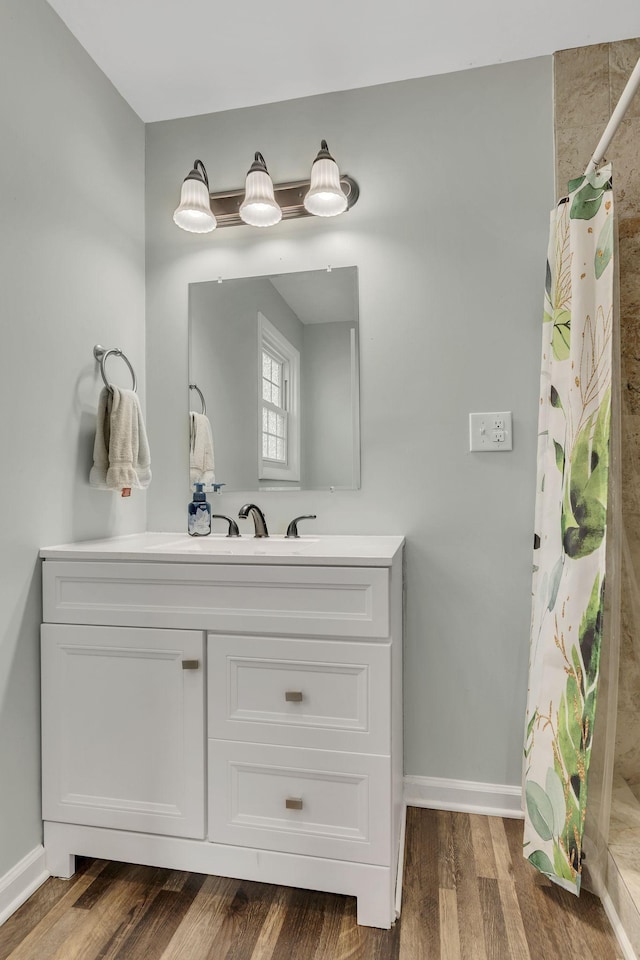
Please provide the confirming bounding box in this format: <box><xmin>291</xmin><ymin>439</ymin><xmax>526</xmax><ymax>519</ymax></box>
<box><xmin>189</xmin><ymin>412</ymin><xmax>215</xmax><ymax>486</ymax></box>
<box><xmin>90</xmin><ymin>387</ymin><xmax>151</xmax><ymax>492</ymax></box>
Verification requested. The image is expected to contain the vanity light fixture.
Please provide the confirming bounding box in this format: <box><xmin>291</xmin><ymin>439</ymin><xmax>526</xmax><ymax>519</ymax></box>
<box><xmin>173</xmin><ymin>160</ymin><xmax>217</xmax><ymax>233</ymax></box>
<box><xmin>303</xmin><ymin>141</ymin><xmax>348</xmax><ymax>217</ymax></box>
<box><xmin>172</xmin><ymin>142</ymin><xmax>359</xmax><ymax>231</ymax></box>
<box><xmin>238</xmin><ymin>152</ymin><xmax>282</xmax><ymax>228</ymax></box>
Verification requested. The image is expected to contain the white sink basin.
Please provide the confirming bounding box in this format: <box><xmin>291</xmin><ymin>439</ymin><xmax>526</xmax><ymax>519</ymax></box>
<box><xmin>147</xmin><ymin>535</ymin><xmax>319</xmax><ymax>556</ymax></box>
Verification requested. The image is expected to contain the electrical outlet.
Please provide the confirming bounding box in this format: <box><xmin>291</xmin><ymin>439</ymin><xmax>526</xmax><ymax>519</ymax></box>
<box><xmin>469</xmin><ymin>411</ymin><xmax>513</xmax><ymax>452</ymax></box>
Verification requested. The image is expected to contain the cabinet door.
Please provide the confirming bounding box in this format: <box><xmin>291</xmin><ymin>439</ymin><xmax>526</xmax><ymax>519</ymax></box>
<box><xmin>42</xmin><ymin>624</ymin><xmax>205</xmax><ymax>839</ymax></box>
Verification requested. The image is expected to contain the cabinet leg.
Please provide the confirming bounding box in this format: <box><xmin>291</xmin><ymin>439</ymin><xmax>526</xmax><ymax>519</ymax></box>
<box><xmin>356</xmin><ymin>882</ymin><xmax>395</xmax><ymax>929</ymax></box>
<box><xmin>44</xmin><ymin>822</ymin><xmax>76</xmax><ymax>879</ymax></box>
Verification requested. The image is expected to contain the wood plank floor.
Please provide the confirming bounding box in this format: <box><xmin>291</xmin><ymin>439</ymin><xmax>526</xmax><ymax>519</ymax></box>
<box><xmin>0</xmin><ymin>810</ymin><xmax>625</xmax><ymax>960</ymax></box>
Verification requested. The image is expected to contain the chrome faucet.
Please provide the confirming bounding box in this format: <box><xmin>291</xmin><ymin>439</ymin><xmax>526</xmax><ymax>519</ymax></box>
<box><xmin>238</xmin><ymin>503</ymin><xmax>269</xmax><ymax>538</ymax></box>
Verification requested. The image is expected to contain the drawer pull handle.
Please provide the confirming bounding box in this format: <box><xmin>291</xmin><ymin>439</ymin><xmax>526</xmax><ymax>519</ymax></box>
<box><xmin>285</xmin><ymin>797</ymin><xmax>303</xmax><ymax>810</ymax></box>
<box><xmin>181</xmin><ymin>659</ymin><xmax>200</xmax><ymax>670</ymax></box>
<box><xmin>285</xmin><ymin>691</ymin><xmax>303</xmax><ymax>702</ymax></box>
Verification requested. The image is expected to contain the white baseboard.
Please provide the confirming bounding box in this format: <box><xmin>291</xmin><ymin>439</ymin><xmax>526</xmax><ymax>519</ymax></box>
<box><xmin>404</xmin><ymin>775</ymin><xmax>523</xmax><ymax>819</ymax></box>
<box><xmin>600</xmin><ymin>886</ymin><xmax>638</xmax><ymax>960</ymax></box>
<box><xmin>0</xmin><ymin>845</ymin><xmax>49</xmax><ymax>927</ymax></box>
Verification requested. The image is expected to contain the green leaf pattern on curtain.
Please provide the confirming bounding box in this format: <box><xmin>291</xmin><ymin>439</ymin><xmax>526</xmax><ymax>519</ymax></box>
<box><xmin>523</xmin><ymin>165</ymin><xmax>614</xmax><ymax>894</ymax></box>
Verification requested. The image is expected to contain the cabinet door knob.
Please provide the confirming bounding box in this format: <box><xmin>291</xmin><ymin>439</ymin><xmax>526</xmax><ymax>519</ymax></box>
<box><xmin>285</xmin><ymin>797</ymin><xmax>303</xmax><ymax>810</ymax></box>
<box><xmin>285</xmin><ymin>690</ymin><xmax>303</xmax><ymax>702</ymax></box>
<box><xmin>181</xmin><ymin>659</ymin><xmax>200</xmax><ymax>670</ymax></box>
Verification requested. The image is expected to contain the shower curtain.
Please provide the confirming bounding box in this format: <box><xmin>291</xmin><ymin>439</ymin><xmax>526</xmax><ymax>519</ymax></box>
<box><xmin>523</xmin><ymin>164</ymin><xmax>615</xmax><ymax>894</ymax></box>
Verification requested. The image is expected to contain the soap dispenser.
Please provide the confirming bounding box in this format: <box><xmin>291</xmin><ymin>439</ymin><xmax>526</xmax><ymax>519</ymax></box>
<box><xmin>188</xmin><ymin>482</ymin><xmax>211</xmax><ymax>536</ymax></box>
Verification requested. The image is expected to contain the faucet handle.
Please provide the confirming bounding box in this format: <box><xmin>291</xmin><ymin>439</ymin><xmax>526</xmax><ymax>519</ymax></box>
<box><xmin>211</xmin><ymin>514</ymin><xmax>240</xmax><ymax>537</ymax></box>
<box><xmin>285</xmin><ymin>515</ymin><xmax>317</xmax><ymax>539</ymax></box>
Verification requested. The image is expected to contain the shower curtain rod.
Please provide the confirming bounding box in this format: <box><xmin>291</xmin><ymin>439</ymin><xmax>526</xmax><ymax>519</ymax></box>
<box><xmin>585</xmin><ymin>54</ymin><xmax>640</xmax><ymax>175</ymax></box>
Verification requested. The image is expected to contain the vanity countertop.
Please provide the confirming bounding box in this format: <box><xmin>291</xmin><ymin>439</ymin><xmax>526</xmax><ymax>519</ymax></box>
<box><xmin>40</xmin><ymin>532</ymin><xmax>405</xmax><ymax>567</ymax></box>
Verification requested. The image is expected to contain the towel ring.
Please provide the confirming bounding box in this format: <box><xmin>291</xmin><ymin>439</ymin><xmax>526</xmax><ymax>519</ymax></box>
<box><xmin>189</xmin><ymin>383</ymin><xmax>207</xmax><ymax>416</ymax></box>
<box><xmin>93</xmin><ymin>345</ymin><xmax>137</xmax><ymax>393</ymax></box>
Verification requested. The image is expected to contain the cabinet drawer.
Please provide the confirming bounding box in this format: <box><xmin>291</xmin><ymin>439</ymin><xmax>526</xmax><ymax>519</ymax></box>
<box><xmin>208</xmin><ymin>741</ymin><xmax>390</xmax><ymax>865</ymax></box>
<box><xmin>43</xmin><ymin>561</ymin><xmax>389</xmax><ymax>639</ymax></box>
<box><xmin>208</xmin><ymin>635</ymin><xmax>390</xmax><ymax>753</ymax></box>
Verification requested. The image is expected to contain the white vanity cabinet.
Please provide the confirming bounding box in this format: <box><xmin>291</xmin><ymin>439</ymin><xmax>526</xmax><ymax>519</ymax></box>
<box><xmin>40</xmin><ymin>533</ymin><xmax>404</xmax><ymax>928</ymax></box>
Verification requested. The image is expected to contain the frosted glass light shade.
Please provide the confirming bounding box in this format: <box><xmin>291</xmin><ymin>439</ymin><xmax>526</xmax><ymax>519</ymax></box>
<box><xmin>173</xmin><ymin>162</ymin><xmax>216</xmax><ymax>233</ymax></box>
<box><xmin>239</xmin><ymin>154</ymin><xmax>282</xmax><ymax>228</ymax></box>
<box><xmin>304</xmin><ymin>141</ymin><xmax>348</xmax><ymax>217</ymax></box>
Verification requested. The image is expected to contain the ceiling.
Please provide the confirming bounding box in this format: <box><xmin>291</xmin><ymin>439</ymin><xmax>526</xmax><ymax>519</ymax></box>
<box><xmin>46</xmin><ymin>0</ymin><xmax>638</xmax><ymax>123</ymax></box>
<box><xmin>270</xmin><ymin>268</ymin><xmax>357</xmax><ymax>326</ymax></box>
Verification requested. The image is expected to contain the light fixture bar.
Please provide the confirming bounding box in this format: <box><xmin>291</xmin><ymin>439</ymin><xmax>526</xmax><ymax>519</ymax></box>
<box><xmin>208</xmin><ymin>175</ymin><xmax>359</xmax><ymax>228</ymax></box>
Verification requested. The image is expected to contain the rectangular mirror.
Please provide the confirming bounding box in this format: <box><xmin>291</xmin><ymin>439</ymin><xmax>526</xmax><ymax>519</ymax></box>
<box><xmin>188</xmin><ymin>266</ymin><xmax>360</xmax><ymax>492</ymax></box>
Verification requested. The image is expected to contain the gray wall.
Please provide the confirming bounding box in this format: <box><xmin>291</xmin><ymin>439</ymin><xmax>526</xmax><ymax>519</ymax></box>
<box><xmin>301</xmin><ymin>322</ymin><xmax>355</xmax><ymax>489</ymax></box>
<box><xmin>146</xmin><ymin>57</ymin><xmax>554</xmax><ymax>788</ymax></box>
<box><xmin>0</xmin><ymin>0</ymin><xmax>145</xmax><ymax>876</ymax></box>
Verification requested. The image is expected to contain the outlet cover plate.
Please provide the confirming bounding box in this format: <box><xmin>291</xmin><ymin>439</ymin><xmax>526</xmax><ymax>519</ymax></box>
<box><xmin>469</xmin><ymin>411</ymin><xmax>513</xmax><ymax>452</ymax></box>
